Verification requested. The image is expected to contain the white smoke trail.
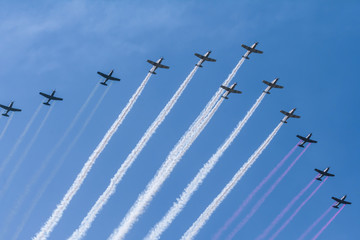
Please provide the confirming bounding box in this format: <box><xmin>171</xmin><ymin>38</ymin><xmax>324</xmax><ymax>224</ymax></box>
<box><xmin>33</xmin><ymin>71</ymin><xmax>153</xmax><ymax>240</ymax></box>
<box><xmin>0</xmin><ymin>114</ymin><xmax>14</xmax><ymax>139</ymax></box>
<box><xmin>146</xmin><ymin>92</ymin><xmax>267</xmax><ymax>240</ymax></box>
<box><xmin>0</xmin><ymin>104</ymin><xmax>54</xmax><ymax>238</ymax></box>
<box><xmin>0</xmin><ymin>104</ymin><xmax>54</xmax><ymax>201</ymax></box>
<box><xmin>68</xmin><ymin>63</ymin><xmax>201</xmax><ymax>240</ymax></box>
<box><xmin>0</xmin><ymin>102</ymin><xmax>42</xmax><ymax>177</ymax></box>
<box><xmin>181</xmin><ymin>121</ymin><xmax>284</xmax><ymax>240</ymax></box>
<box><xmin>11</xmin><ymin>86</ymin><xmax>111</xmax><ymax>240</ymax></box>
<box><xmin>109</xmin><ymin>56</ymin><xmax>247</xmax><ymax>240</ymax></box>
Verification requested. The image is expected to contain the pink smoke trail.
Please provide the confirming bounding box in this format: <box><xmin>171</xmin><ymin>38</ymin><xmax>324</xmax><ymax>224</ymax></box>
<box><xmin>269</xmin><ymin>177</ymin><xmax>328</xmax><ymax>240</ymax></box>
<box><xmin>298</xmin><ymin>206</ymin><xmax>332</xmax><ymax>240</ymax></box>
<box><xmin>213</xmin><ymin>142</ymin><xmax>300</xmax><ymax>240</ymax></box>
<box><xmin>228</xmin><ymin>144</ymin><xmax>311</xmax><ymax>240</ymax></box>
<box><xmin>311</xmin><ymin>205</ymin><xmax>345</xmax><ymax>240</ymax></box>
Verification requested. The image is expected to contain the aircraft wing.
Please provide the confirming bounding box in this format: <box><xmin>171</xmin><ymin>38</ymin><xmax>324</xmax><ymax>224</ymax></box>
<box><xmin>147</xmin><ymin>60</ymin><xmax>157</xmax><ymax>66</ymax></box>
<box><xmin>273</xmin><ymin>84</ymin><xmax>283</xmax><ymax>89</ymax></box>
<box><xmin>157</xmin><ymin>64</ymin><xmax>170</xmax><ymax>69</ymax></box>
<box><xmin>241</xmin><ymin>44</ymin><xmax>252</xmax><ymax>51</ymax></box>
<box><xmin>97</xmin><ymin>71</ymin><xmax>110</xmax><ymax>79</ymax></box>
<box><xmin>315</xmin><ymin>169</ymin><xmax>324</xmax><ymax>174</ymax></box>
<box><xmin>332</xmin><ymin>197</ymin><xmax>342</xmax><ymax>203</ymax></box>
<box><xmin>252</xmin><ymin>49</ymin><xmax>263</xmax><ymax>54</ymax></box>
<box><xmin>280</xmin><ymin>110</ymin><xmax>290</xmax><ymax>116</ymax></box>
<box><xmin>292</xmin><ymin>114</ymin><xmax>301</xmax><ymax>119</ymax></box>
<box><xmin>195</xmin><ymin>53</ymin><xmax>205</xmax><ymax>59</ymax></box>
<box><xmin>296</xmin><ymin>135</ymin><xmax>307</xmax><ymax>141</ymax></box>
<box><xmin>205</xmin><ymin>57</ymin><xmax>216</xmax><ymax>62</ymax></box>
<box><xmin>230</xmin><ymin>89</ymin><xmax>242</xmax><ymax>94</ymax></box>
<box><xmin>9</xmin><ymin>107</ymin><xmax>21</xmax><ymax>112</ymax></box>
<box><xmin>326</xmin><ymin>173</ymin><xmax>335</xmax><ymax>177</ymax></box>
<box><xmin>343</xmin><ymin>200</ymin><xmax>352</xmax><ymax>205</ymax></box>
<box><xmin>221</xmin><ymin>86</ymin><xmax>231</xmax><ymax>91</ymax></box>
<box><xmin>307</xmin><ymin>139</ymin><xmax>317</xmax><ymax>143</ymax></box>
<box><xmin>108</xmin><ymin>76</ymin><xmax>120</xmax><ymax>81</ymax></box>
<box><xmin>52</xmin><ymin>96</ymin><xmax>63</xmax><ymax>101</ymax></box>
<box><xmin>0</xmin><ymin>104</ymin><xmax>9</xmax><ymax>110</ymax></box>
<box><xmin>39</xmin><ymin>92</ymin><xmax>51</xmax><ymax>99</ymax></box>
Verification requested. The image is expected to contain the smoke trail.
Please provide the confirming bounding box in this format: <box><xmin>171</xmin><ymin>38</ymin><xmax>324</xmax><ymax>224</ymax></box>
<box><xmin>181</xmin><ymin>121</ymin><xmax>284</xmax><ymax>240</ymax></box>
<box><xmin>33</xmin><ymin>72</ymin><xmax>153</xmax><ymax>240</ymax></box>
<box><xmin>213</xmin><ymin>142</ymin><xmax>300</xmax><ymax>240</ymax></box>
<box><xmin>69</xmin><ymin>63</ymin><xmax>201</xmax><ymax>240</ymax></box>
<box><xmin>109</xmin><ymin>55</ymin><xmax>248</xmax><ymax>240</ymax></box>
<box><xmin>311</xmin><ymin>205</ymin><xmax>345</xmax><ymax>240</ymax></box>
<box><xmin>298</xmin><ymin>206</ymin><xmax>332</xmax><ymax>240</ymax></box>
<box><xmin>146</xmin><ymin>92</ymin><xmax>267</xmax><ymax>240</ymax></box>
<box><xmin>229</xmin><ymin>144</ymin><xmax>311</xmax><ymax>240</ymax></box>
<box><xmin>0</xmin><ymin>104</ymin><xmax>54</xmax><ymax>201</ymax></box>
<box><xmin>0</xmin><ymin>102</ymin><xmax>42</xmax><ymax>177</ymax></box>
<box><xmin>0</xmin><ymin>114</ymin><xmax>14</xmax><ymax>139</ymax></box>
<box><xmin>270</xmin><ymin>177</ymin><xmax>328</xmax><ymax>240</ymax></box>
<box><xmin>8</xmin><ymin>86</ymin><xmax>111</xmax><ymax>240</ymax></box>
<box><xmin>0</xmin><ymin>105</ymin><xmax>54</xmax><ymax>238</ymax></box>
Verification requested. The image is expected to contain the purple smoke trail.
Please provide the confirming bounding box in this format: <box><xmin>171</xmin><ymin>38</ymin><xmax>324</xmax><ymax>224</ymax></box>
<box><xmin>270</xmin><ymin>177</ymin><xmax>328</xmax><ymax>240</ymax></box>
<box><xmin>298</xmin><ymin>206</ymin><xmax>332</xmax><ymax>240</ymax></box>
<box><xmin>213</xmin><ymin>142</ymin><xmax>300</xmax><ymax>240</ymax></box>
<box><xmin>228</xmin><ymin>144</ymin><xmax>311</xmax><ymax>240</ymax></box>
<box><xmin>312</xmin><ymin>205</ymin><xmax>345</xmax><ymax>240</ymax></box>
<box><xmin>256</xmin><ymin>170</ymin><xmax>314</xmax><ymax>239</ymax></box>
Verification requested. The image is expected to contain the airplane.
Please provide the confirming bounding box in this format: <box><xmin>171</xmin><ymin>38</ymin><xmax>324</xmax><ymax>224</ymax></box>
<box><xmin>39</xmin><ymin>90</ymin><xmax>63</xmax><ymax>106</ymax></box>
<box><xmin>242</xmin><ymin>42</ymin><xmax>263</xmax><ymax>59</ymax></box>
<box><xmin>263</xmin><ymin>78</ymin><xmax>283</xmax><ymax>94</ymax></box>
<box><xmin>0</xmin><ymin>102</ymin><xmax>21</xmax><ymax>117</ymax></box>
<box><xmin>280</xmin><ymin>108</ymin><xmax>300</xmax><ymax>123</ymax></box>
<box><xmin>220</xmin><ymin>83</ymin><xmax>242</xmax><ymax>99</ymax></box>
<box><xmin>315</xmin><ymin>167</ymin><xmax>335</xmax><ymax>181</ymax></box>
<box><xmin>332</xmin><ymin>195</ymin><xmax>351</xmax><ymax>208</ymax></box>
<box><xmin>296</xmin><ymin>133</ymin><xmax>317</xmax><ymax>148</ymax></box>
<box><xmin>97</xmin><ymin>70</ymin><xmax>121</xmax><ymax>86</ymax></box>
<box><xmin>194</xmin><ymin>51</ymin><xmax>216</xmax><ymax>67</ymax></box>
<box><xmin>147</xmin><ymin>57</ymin><xmax>170</xmax><ymax>74</ymax></box>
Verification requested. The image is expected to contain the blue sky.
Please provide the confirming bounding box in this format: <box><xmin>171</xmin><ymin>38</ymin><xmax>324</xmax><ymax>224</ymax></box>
<box><xmin>0</xmin><ymin>1</ymin><xmax>359</xmax><ymax>239</ymax></box>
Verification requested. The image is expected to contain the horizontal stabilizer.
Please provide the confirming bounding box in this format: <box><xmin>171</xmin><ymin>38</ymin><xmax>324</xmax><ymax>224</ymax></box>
<box><xmin>2</xmin><ymin>113</ymin><xmax>9</xmax><ymax>117</ymax></box>
<box><xmin>100</xmin><ymin>82</ymin><xmax>108</xmax><ymax>86</ymax></box>
<box><xmin>196</xmin><ymin>64</ymin><xmax>203</xmax><ymax>68</ymax></box>
<box><xmin>316</xmin><ymin>177</ymin><xmax>322</xmax><ymax>181</ymax></box>
<box><xmin>43</xmin><ymin>102</ymin><xmax>50</xmax><ymax>106</ymax></box>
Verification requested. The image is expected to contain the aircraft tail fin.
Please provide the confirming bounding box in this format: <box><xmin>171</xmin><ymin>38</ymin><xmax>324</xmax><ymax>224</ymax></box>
<box><xmin>222</xmin><ymin>96</ymin><xmax>229</xmax><ymax>99</ymax></box>
<box><xmin>333</xmin><ymin>205</ymin><xmax>339</xmax><ymax>208</ymax></box>
<box><xmin>298</xmin><ymin>144</ymin><xmax>304</xmax><ymax>148</ymax></box>
<box><xmin>100</xmin><ymin>82</ymin><xmax>108</xmax><ymax>86</ymax></box>
<box><xmin>149</xmin><ymin>71</ymin><xmax>156</xmax><ymax>75</ymax></box>
<box><xmin>196</xmin><ymin>64</ymin><xmax>203</xmax><ymax>68</ymax></box>
<box><xmin>316</xmin><ymin>177</ymin><xmax>322</xmax><ymax>181</ymax></box>
<box><xmin>43</xmin><ymin>102</ymin><xmax>51</xmax><ymax>106</ymax></box>
<box><xmin>243</xmin><ymin>56</ymin><xmax>250</xmax><ymax>60</ymax></box>
<box><xmin>281</xmin><ymin>120</ymin><xmax>288</xmax><ymax>123</ymax></box>
<box><xmin>2</xmin><ymin>113</ymin><xmax>9</xmax><ymax>117</ymax></box>
<box><xmin>263</xmin><ymin>90</ymin><xmax>270</xmax><ymax>94</ymax></box>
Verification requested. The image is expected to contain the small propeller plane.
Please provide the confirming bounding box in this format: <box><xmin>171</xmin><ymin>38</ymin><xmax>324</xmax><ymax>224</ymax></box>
<box><xmin>315</xmin><ymin>167</ymin><xmax>335</xmax><ymax>181</ymax></box>
<box><xmin>194</xmin><ymin>51</ymin><xmax>216</xmax><ymax>67</ymax></box>
<box><xmin>296</xmin><ymin>133</ymin><xmax>317</xmax><ymax>148</ymax></box>
<box><xmin>0</xmin><ymin>102</ymin><xmax>21</xmax><ymax>117</ymax></box>
<box><xmin>220</xmin><ymin>83</ymin><xmax>242</xmax><ymax>99</ymax></box>
<box><xmin>242</xmin><ymin>42</ymin><xmax>263</xmax><ymax>59</ymax></box>
<box><xmin>280</xmin><ymin>108</ymin><xmax>300</xmax><ymax>123</ymax></box>
<box><xmin>147</xmin><ymin>57</ymin><xmax>170</xmax><ymax>74</ymax></box>
<box><xmin>332</xmin><ymin>195</ymin><xmax>351</xmax><ymax>208</ymax></box>
<box><xmin>263</xmin><ymin>78</ymin><xmax>283</xmax><ymax>94</ymax></box>
<box><xmin>97</xmin><ymin>70</ymin><xmax>121</xmax><ymax>86</ymax></box>
<box><xmin>39</xmin><ymin>90</ymin><xmax>63</xmax><ymax>106</ymax></box>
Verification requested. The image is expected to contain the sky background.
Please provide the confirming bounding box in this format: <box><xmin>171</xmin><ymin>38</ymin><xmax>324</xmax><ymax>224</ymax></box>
<box><xmin>0</xmin><ymin>0</ymin><xmax>359</xmax><ymax>239</ymax></box>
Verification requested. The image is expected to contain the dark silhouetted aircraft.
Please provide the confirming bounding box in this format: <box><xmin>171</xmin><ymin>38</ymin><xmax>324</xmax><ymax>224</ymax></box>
<box><xmin>280</xmin><ymin>108</ymin><xmax>300</xmax><ymax>123</ymax></box>
<box><xmin>332</xmin><ymin>195</ymin><xmax>351</xmax><ymax>208</ymax></box>
<box><xmin>194</xmin><ymin>51</ymin><xmax>216</xmax><ymax>67</ymax></box>
<box><xmin>315</xmin><ymin>167</ymin><xmax>334</xmax><ymax>181</ymax></box>
<box><xmin>297</xmin><ymin>133</ymin><xmax>317</xmax><ymax>148</ymax></box>
<box><xmin>147</xmin><ymin>57</ymin><xmax>169</xmax><ymax>74</ymax></box>
<box><xmin>221</xmin><ymin>83</ymin><xmax>242</xmax><ymax>99</ymax></box>
<box><xmin>97</xmin><ymin>70</ymin><xmax>121</xmax><ymax>86</ymax></box>
<box><xmin>263</xmin><ymin>78</ymin><xmax>283</xmax><ymax>94</ymax></box>
<box><xmin>242</xmin><ymin>42</ymin><xmax>263</xmax><ymax>59</ymax></box>
<box><xmin>0</xmin><ymin>102</ymin><xmax>21</xmax><ymax>117</ymax></box>
<box><xmin>39</xmin><ymin>90</ymin><xmax>63</xmax><ymax>106</ymax></box>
